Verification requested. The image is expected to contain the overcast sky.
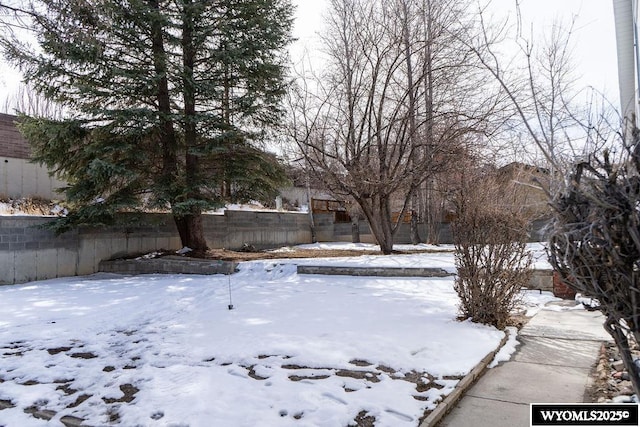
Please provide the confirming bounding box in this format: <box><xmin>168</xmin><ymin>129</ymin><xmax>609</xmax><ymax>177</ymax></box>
<box><xmin>291</xmin><ymin>0</ymin><xmax>619</xmax><ymax>102</ymax></box>
<box><xmin>0</xmin><ymin>0</ymin><xmax>620</xmax><ymax>108</ymax></box>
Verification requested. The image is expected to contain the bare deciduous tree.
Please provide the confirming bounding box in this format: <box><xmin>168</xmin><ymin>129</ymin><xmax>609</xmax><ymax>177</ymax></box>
<box><xmin>459</xmin><ymin>5</ymin><xmax>616</xmax><ymax>184</ymax></box>
<box><xmin>464</xmin><ymin>2</ymin><xmax>640</xmax><ymax>390</ymax></box>
<box><xmin>1</xmin><ymin>83</ymin><xmax>64</xmax><ymax>118</ymax></box>
<box><xmin>289</xmin><ymin>0</ymin><xmax>502</xmax><ymax>253</ymax></box>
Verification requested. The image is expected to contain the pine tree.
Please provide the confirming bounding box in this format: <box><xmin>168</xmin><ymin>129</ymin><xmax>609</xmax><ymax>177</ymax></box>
<box><xmin>1</xmin><ymin>0</ymin><xmax>293</xmax><ymax>252</ymax></box>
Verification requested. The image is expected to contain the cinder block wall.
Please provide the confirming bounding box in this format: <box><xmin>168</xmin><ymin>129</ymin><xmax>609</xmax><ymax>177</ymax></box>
<box><xmin>332</xmin><ymin>221</ymin><xmax>376</xmax><ymax>243</ymax></box>
<box><xmin>0</xmin><ymin>214</ymin><xmax>181</xmax><ymax>284</ymax></box>
<box><xmin>0</xmin><ymin>211</ymin><xmax>315</xmax><ymax>285</ymax></box>
<box><xmin>0</xmin><ymin>210</ymin><xmax>550</xmax><ymax>285</ymax></box>
<box><xmin>331</xmin><ymin>220</ymin><xmax>454</xmax><ymax>245</ymax></box>
<box><xmin>207</xmin><ymin>210</ymin><xmax>312</xmax><ymax>250</ymax></box>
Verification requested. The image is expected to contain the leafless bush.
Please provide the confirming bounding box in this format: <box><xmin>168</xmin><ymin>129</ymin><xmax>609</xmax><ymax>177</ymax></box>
<box><xmin>452</xmin><ymin>169</ymin><xmax>532</xmax><ymax>329</ymax></box>
<box><xmin>548</xmin><ymin>127</ymin><xmax>640</xmax><ymax>396</ymax></box>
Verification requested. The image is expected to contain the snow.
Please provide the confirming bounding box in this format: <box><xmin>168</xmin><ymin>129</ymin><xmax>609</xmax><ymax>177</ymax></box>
<box><xmin>576</xmin><ymin>293</ymin><xmax>599</xmax><ymax>310</ymax></box>
<box><xmin>293</xmin><ymin>252</ymin><xmax>458</xmax><ymax>274</ymax></box>
<box><xmin>520</xmin><ymin>289</ymin><xmax>563</xmax><ymax>316</ymax></box>
<box><xmin>0</xmin><ymin>245</ymin><xmax>559</xmax><ymax>426</ymax></box>
<box><xmin>294</xmin><ymin>242</ymin><xmax>452</xmax><ymax>252</ymax></box>
<box><xmin>135</xmin><ymin>252</ymin><xmax>163</xmax><ymax>260</ymax></box>
<box><xmin>207</xmin><ymin>202</ymin><xmax>308</xmax><ymax>215</ymax></box>
<box><xmin>488</xmin><ymin>327</ymin><xmax>520</xmax><ymax>368</ymax></box>
<box><xmin>0</xmin><ymin>199</ymin><xmax>304</xmax><ymax>217</ymax></box>
<box><xmin>273</xmin><ymin>242</ymin><xmax>458</xmax><ymax>273</ymax></box>
<box><xmin>0</xmin><ymin>201</ymin><xmax>67</xmax><ymax>217</ymax></box>
<box><xmin>529</xmin><ymin>242</ymin><xmax>552</xmax><ymax>270</ymax></box>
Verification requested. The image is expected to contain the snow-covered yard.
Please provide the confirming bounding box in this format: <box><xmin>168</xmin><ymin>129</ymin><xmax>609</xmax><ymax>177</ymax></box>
<box><xmin>0</xmin><ymin>245</ymin><xmax>555</xmax><ymax>426</ymax></box>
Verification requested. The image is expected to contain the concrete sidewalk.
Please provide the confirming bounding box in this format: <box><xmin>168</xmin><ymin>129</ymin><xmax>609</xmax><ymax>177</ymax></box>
<box><xmin>437</xmin><ymin>302</ymin><xmax>611</xmax><ymax>427</ymax></box>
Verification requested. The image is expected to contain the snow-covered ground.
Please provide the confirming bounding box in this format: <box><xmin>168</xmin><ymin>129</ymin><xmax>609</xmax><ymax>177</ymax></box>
<box><xmin>276</xmin><ymin>242</ymin><xmax>552</xmax><ymax>273</ymax></box>
<box><xmin>0</xmin><ymin>244</ymin><xmax>559</xmax><ymax>426</ymax></box>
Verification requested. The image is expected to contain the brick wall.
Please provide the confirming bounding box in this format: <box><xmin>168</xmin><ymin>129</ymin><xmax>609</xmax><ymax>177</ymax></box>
<box><xmin>0</xmin><ymin>113</ymin><xmax>30</xmax><ymax>159</ymax></box>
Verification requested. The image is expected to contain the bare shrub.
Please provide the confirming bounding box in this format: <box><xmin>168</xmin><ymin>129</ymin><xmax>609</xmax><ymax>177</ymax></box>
<box><xmin>548</xmin><ymin>128</ymin><xmax>640</xmax><ymax>396</ymax></box>
<box><xmin>452</xmin><ymin>169</ymin><xmax>533</xmax><ymax>329</ymax></box>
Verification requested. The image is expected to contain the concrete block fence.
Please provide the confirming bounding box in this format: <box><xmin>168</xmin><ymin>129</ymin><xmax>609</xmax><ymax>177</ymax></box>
<box><xmin>0</xmin><ymin>157</ymin><xmax>67</xmax><ymax>200</ymax></box>
<box><xmin>0</xmin><ymin>113</ymin><xmax>67</xmax><ymax>200</ymax></box>
<box><xmin>99</xmin><ymin>256</ymin><xmax>238</xmax><ymax>276</ymax></box>
<box><xmin>0</xmin><ymin>214</ymin><xmax>181</xmax><ymax>285</ymax></box>
<box><xmin>0</xmin><ymin>211</ymin><xmax>314</xmax><ymax>285</ymax></box>
<box><xmin>1</xmin><ymin>209</ymin><xmax>544</xmax><ymax>285</ymax></box>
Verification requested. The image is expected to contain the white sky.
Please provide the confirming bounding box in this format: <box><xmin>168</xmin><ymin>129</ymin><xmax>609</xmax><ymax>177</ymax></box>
<box><xmin>291</xmin><ymin>0</ymin><xmax>619</xmax><ymax>102</ymax></box>
<box><xmin>0</xmin><ymin>0</ymin><xmax>620</xmax><ymax>108</ymax></box>
<box><xmin>490</xmin><ymin>0</ymin><xmax>619</xmax><ymax>100</ymax></box>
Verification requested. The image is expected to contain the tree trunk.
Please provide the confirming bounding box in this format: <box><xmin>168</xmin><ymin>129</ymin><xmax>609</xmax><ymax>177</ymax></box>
<box><xmin>378</xmin><ymin>226</ymin><xmax>394</xmax><ymax>254</ymax></box>
<box><xmin>358</xmin><ymin>196</ymin><xmax>395</xmax><ymax>255</ymax></box>
<box><xmin>401</xmin><ymin>0</ymin><xmax>421</xmax><ymax>246</ymax></box>
<box><xmin>410</xmin><ymin>207</ymin><xmax>420</xmax><ymax>245</ymax></box>
<box><xmin>149</xmin><ymin>0</ymin><xmax>178</xmax><ymax>197</ymax></box>
<box><xmin>425</xmin><ymin>178</ymin><xmax>442</xmax><ymax>244</ymax></box>
<box><xmin>375</xmin><ymin>197</ymin><xmax>396</xmax><ymax>254</ymax></box>
<box><xmin>368</xmin><ymin>219</ymin><xmax>394</xmax><ymax>254</ymax></box>
<box><xmin>378</xmin><ymin>200</ymin><xmax>394</xmax><ymax>254</ymax></box>
<box><xmin>422</xmin><ymin>0</ymin><xmax>437</xmax><ymax>245</ymax></box>
<box><xmin>410</xmin><ymin>186</ymin><xmax>421</xmax><ymax>244</ymax></box>
<box><xmin>176</xmin><ymin>0</ymin><xmax>208</xmax><ymax>253</ymax></box>
<box><xmin>174</xmin><ymin>213</ymin><xmax>208</xmax><ymax>252</ymax></box>
<box><xmin>351</xmin><ymin>213</ymin><xmax>360</xmax><ymax>243</ymax></box>
<box><xmin>306</xmin><ymin>179</ymin><xmax>317</xmax><ymax>243</ymax></box>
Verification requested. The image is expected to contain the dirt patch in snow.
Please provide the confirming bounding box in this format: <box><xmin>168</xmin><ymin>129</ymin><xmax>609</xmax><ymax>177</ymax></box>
<box><xmin>190</xmin><ymin>247</ymin><xmax>451</xmax><ymax>262</ymax></box>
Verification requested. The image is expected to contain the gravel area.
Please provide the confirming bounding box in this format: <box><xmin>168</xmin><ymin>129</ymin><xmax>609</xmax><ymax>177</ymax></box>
<box><xmin>588</xmin><ymin>341</ymin><xmax>639</xmax><ymax>403</ymax></box>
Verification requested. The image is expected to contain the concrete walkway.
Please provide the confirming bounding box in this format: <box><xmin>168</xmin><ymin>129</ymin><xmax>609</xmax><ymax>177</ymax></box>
<box><xmin>438</xmin><ymin>302</ymin><xmax>611</xmax><ymax>427</ymax></box>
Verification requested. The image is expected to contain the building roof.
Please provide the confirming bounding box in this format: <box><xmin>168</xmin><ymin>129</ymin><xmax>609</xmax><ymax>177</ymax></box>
<box><xmin>0</xmin><ymin>113</ymin><xmax>30</xmax><ymax>159</ymax></box>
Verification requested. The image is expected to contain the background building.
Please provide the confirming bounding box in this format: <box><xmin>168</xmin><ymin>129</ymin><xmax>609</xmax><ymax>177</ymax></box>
<box><xmin>0</xmin><ymin>113</ymin><xmax>66</xmax><ymax>200</ymax></box>
<box><xmin>613</xmin><ymin>0</ymin><xmax>639</xmax><ymax>126</ymax></box>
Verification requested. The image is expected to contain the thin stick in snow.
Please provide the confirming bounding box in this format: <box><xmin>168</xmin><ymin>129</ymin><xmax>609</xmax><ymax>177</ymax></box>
<box><xmin>228</xmin><ymin>275</ymin><xmax>234</xmax><ymax>310</ymax></box>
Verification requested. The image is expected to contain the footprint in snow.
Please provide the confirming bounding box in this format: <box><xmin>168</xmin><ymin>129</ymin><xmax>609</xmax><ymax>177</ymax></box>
<box><xmin>385</xmin><ymin>409</ymin><xmax>413</xmax><ymax>422</ymax></box>
<box><xmin>227</xmin><ymin>368</ymin><xmax>248</xmax><ymax>379</ymax></box>
<box><xmin>321</xmin><ymin>392</ymin><xmax>348</xmax><ymax>405</ymax></box>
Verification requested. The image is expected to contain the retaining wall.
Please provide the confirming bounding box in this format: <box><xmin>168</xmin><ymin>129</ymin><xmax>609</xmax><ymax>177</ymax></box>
<box><xmin>0</xmin><ymin>113</ymin><xmax>67</xmax><ymax>200</ymax></box>
<box><xmin>99</xmin><ymin>256</ymin><xmax>237</xmax><ymax>276</ymax></box>
<box><xmin>528</xmin><ymin>269</ymin><xmax>554</xmax><ymax>292</ymax></box>
<box><xmin>0</xmin><ymin>214</ymin><xmax>181</xmax><ymax>284</ymax></box>
<box><xmin>0</xmin><ymin>210</ymin><xmax>549</xmax><ymax>285</ymax></box>
<box><xmin>1</xmin><ymin>211</ymin><xmax>311</xmax><ymax>285</ymax></box>
<box><xmin>297</xmin><ymin>265</ymin><xmax>452</xmax><ymax>277</ymax></box>
<box><xmin>330</xmin><ymin>221</ymin><xmax>454</xmax><ymax>244</ymax></box>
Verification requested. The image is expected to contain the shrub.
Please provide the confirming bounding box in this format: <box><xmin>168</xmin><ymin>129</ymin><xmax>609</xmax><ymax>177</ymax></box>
<box><xmin>548</xmin><ymin>129</ymin><xmax>640</xmax><ymax>396</ymax></box>
<box><xmin>453</xmin><ymin>210</ymin><xmax>532</xmax><ymax>329</ymax></box>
